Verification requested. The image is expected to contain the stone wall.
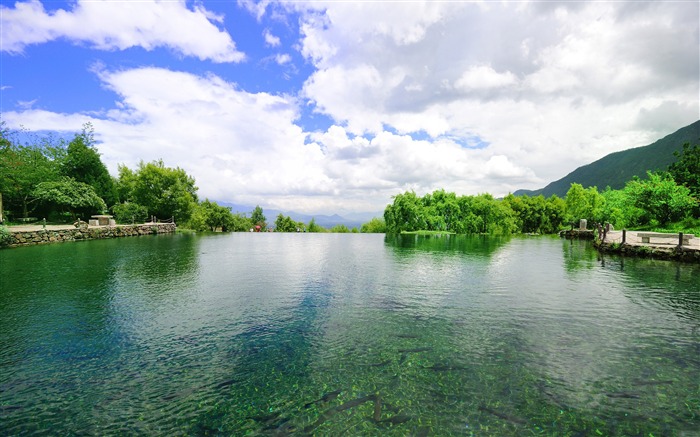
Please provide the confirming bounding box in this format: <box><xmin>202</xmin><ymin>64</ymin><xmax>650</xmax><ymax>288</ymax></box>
<box><xmin>6</xmin><ymin>223</ymin><xmax>176</xmax><ymax>248</ymax></box>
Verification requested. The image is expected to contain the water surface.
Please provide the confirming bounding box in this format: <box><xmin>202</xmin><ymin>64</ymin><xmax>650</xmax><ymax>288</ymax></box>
<box><xmin>1</xmin><ymin>233</ymin><xmax>698</xmax><ymax>435</ymax></box>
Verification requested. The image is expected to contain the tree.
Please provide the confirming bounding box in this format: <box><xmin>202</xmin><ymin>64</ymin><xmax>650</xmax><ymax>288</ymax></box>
<box><xmin>307</xmin><ymin>217</ymin><xmax>325</xmax><ymax>233</ymax></box>
<box><xmin>668</xmin><ymin>142</ymin><xmax>700</xmax><ymax>215</ymax></box>
<box><xmin>0</xmin><ymin>125</ymin><xmax>64</xmax><ymax>218</ymax></box>
<box><xmin>32</xmin><ymin>178</ymin><xmax>107</xmax><ymax>220</ymax></box>
<box><xmin>111</xmin><ymin>202</ymin><xmax>149</xmax><ymax>224</ymax></box>
<box><xmin>116</xmin><ymin>164</ymin><xmax>137</xmax><ymax>203</ymax></box>
<box><xmin>251</xmin><ymin>205</ymin><xmax>267</xmax><ymax>229</ymax></box>
<box><xmin>565</xmin><ymin>184</ymin><xmax>604</xmax><ymax>225</ymax></box>
<box><xmin>360</xmin><ymin>217</ymin><xmax>386</xmax><ymax>233</ymax></box>
<box><xmin>126</xmin><ymin>160</ymin><xmax>198</xmax><ymax>223</ymax></box>
<box><xmin>61</xmin><ymin>123</ymin><xmax>118</xmax><ymax>206</ymax></box>
<box><xmin>384</xmin><ymin>191</ymin><xmax>425</xmax><ymax>233</ymax></box>
<box><xmin>330</xmin><ymin>224</ymin><xmax>350</xmax><ymax>233</ymax></box>
<box><xmin>274</xmin><ymin>213</ymin><xmax>300</xmax><ymax>232</ymax></box>
<box><xmin>189</xmin><ymin>199</ymin><xmax>243</xmax><ymax>232</ymax></box>
<box><xmin>623</xmin><ymin>172</ymin><xmax>696</xmax><ymax>226</ymax></box>
<box><xmin>599</xmin><ymin>187</ymin><xmax>638</xmax><ymax>229</ymax></box>
<box><xmin>229</xmin><ymin>213</ymin><xmax>254</xmax><ymax>232</ymax></box>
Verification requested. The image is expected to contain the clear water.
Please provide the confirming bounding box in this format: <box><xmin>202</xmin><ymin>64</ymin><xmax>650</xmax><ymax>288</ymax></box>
<box><xmin>1</xmin><ymin>233</ymin><xmax>698</xmax><ymax>436</ymax></box>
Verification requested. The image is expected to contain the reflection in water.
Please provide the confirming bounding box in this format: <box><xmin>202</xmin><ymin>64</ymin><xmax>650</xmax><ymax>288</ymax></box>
<box><xmin>1</xmin><ymin>234</ymin><xmax>698</xmax><ymax>435</ymax></box>
<box><xmin>385</xmin><ymin>233</ymin><xmax>508</xmax><ymax>257</ymax></box>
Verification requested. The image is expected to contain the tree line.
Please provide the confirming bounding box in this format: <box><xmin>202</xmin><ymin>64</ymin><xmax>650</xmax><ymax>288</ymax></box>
<box><xmin>384</xmin><ymin>142</ymin><xmax>700</xmax><ymax>235</ymax></box>
<box><xmin>3</xmin><ymin>122</ymin><xmax>696</xmax><ymax>235</ymax></box>
<box><xmin>0</xmin><ymin>123</ymin><xmax>387</xmax><ymax>233</ymax></box>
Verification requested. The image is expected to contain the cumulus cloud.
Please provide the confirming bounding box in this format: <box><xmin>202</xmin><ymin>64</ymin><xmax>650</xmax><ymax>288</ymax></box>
<box><xmin>454</xmin><ymin>65</ymin><xmax>518</xmax><ymax>91</ymax></box>
<box><xmin>2</xmin><ymin>0</ymin><xmax>698</xmax><ymax>214</ymax></box>
<box><xmin>3</xmin><ymin>65</ymin><xmax>544</xmax><ymax>213</ymax></box>
<box><xmin>263</xmin><ymin>29</ymin><xmax>281</xmax><ymax>47</ymax></box>
<box><xmin>275</xmin><ymin>53</ymin><xmax>291</xmax><ymax>65</ymax></box>
<box><xmin>288</xmin><ymin>0</ymin><xmax>699</xmax><ymax>187</ymax></box>
<box><xmin>0</xmin><ymin>0</ymin><xmax>244</xmax><ymax>62</ymax></box>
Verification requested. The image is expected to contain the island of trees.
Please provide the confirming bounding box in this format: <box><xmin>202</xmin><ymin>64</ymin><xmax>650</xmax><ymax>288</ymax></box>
<box><xmin>2</xmin><ymin>122</ymin><xmax>698</xmax><ymax>241</ymax></box>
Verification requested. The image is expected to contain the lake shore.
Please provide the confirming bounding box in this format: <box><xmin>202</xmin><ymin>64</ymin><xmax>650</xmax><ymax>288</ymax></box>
<box><xmin>3</xmin><ymin>223</ymin><xmax>176</xmax><ymax>248</ymax></box>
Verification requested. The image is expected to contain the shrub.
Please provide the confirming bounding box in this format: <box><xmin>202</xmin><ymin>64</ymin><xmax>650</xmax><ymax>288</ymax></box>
<box><xmin>112</xmin><ymin>202</ymin><xmax>149</xmax><ymax>224</ymax></box>
<box><xmin>0</xmin><ymin>225</ymin><xmax>12</xmax><ymax>247</ymax></box>
<box><xmin>330</xmin><ymin>224</ymin><xmax>350</xmax><ymax>233</ymax></box>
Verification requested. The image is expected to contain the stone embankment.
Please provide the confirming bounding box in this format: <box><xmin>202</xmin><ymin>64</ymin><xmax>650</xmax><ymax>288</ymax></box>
<box><xmin>5</xmin><ymin>223</ymin><xmax>176</xmax><ymax>248</ymax></box>
<box><xmin>559</xmin><ymin>229</ymin><xmax>595</xmax><ymax>239</ymax></box>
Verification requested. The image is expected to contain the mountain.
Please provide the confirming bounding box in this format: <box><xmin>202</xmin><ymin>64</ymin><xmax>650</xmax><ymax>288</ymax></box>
<box><xmin>217</xmin><ymin>202</ymin><xmax>381</xmax><ymax>229</ymax></box>
<box><xmin>514</xmin><ymin>120</ymin><xmax>700</xmax><ymax>198</ymax></box>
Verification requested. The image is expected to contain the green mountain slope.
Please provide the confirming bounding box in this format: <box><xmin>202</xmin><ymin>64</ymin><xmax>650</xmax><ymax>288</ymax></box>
<box><xmin>514</xmin><ymin>120</ymin><xmax>700</xmax><ymax>198</ymax></box>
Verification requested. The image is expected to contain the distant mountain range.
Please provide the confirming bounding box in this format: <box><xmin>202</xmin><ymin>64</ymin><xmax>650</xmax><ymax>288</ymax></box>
<box><xmin>514</xmin><ymin>120</ymin><xmax>700</xmax><ymax>198</ymax></box>
<box><xmin>217</xmin><ymin>202</ymin><xmax>381</xmax><ymax>229</ymax></box>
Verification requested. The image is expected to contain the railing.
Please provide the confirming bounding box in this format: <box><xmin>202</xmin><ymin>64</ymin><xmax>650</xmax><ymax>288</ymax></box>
<box><xmin>147</xmin><ymin>216</ymin><xmax>175</xmax><ymax>224</ymax></box>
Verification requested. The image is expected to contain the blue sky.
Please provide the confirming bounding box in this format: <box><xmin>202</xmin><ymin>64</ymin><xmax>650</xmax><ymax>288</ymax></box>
<box><xmin>2</xmin><ymin>0</ymin><xmax>698</xmax><ymax>215</ymax></box>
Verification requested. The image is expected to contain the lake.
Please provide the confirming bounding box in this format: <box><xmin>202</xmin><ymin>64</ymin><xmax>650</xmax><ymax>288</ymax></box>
<box><xmin>1</xmin><ymin>233</ymin><xmax>698</xmax><ymax>435</ymax></box>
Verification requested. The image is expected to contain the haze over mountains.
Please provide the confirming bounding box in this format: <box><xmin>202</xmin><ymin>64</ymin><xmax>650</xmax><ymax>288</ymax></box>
<box><xmin>514</xmin><ymin>120</ymin><xmax>700</xmax><ymax>198</ymax></box>
<box><xmin>217</xmin><ymin>202</ymin><xmax>378</xmax><ymax>229</ymax></box>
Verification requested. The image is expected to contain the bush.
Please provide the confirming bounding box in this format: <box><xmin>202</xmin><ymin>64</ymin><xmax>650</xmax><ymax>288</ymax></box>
<box><xmin>0</xmin><ymin>225</ymin><xmax>12</xmax><ymax>247</ymax></box>
<box><xmin>112</xmin><ymin>202</ymin><xmax>149</xmax><ymax>224</ymax></box>
<box><xmin>330</xmin><ymin>224</ymin><xmax>350</xmax><ymax>233</ymax></box>
<box><xmin>360</xmin><ymin>217</ymin><xmax>386</xmax><ymax>233</ymax></box>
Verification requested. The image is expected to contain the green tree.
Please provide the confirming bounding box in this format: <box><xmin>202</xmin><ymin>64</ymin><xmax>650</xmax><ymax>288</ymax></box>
<box><xmin>360</xmin><ymin>217</ymin><xmax>386</xmax><ymax>233</ymax></box>
<box><xmin>274</xmin><ymin>213</ymin><xmax>299</xmax><ymax>232</ymax></box>
<box><xmin>330</xmin><ymin>224</ymin><xmax>350</xmax><ymax>233</ymax></box>
<box><xmin>189</xmin><ymin>199</ymin><xmax>241</xmax><ymax>232</ymax></box>
<box><xmin>116</xmin><ymin>164</ymin><xmax>137</xmax><ymax>203</ymax></box>
<box><xmin>229</xmin><ymin>213</ymin><xmax>254</xmax><ymax>232</ymax></box>
<box><xmin>454</xmin><ymin>195</ymin><xmax>481</xmax><ymax>234</ymax></box>
<box><xmin>61</xmin><ymin>123</ymin><xmax>118</xmax><ymax>206</ymax></box>
<box><xmin>307</xmin><ymin>217</ymin><xmax>325</xmax><ymax>233</ymax></box>
<box><xmin>32</xmin><ymin>178</ymin><xmax>107</xmax><ymax>220</ymax></box>
<box><xmin>668</xmin><ymin>142</ymin><xmax>700</xmax><ymax>215</ymax></box>
<box><xmin>544</xmin><ymin>195</ymin><xmax>566</xmax><ymax>233</ymax></box>
<box><xmin>623</xmin><ymin>172</ymin><xmax>696</xmax><ymax>226</ymax></box>
<box><xmin>0</xmin><ymin>125</ymin><xmax>64</xmax><ymax>218</ymax></box>
<box><xmin>251</xmin><ymin>205</ymin><xmax>266</xmax><ymax>229</ymax></box>
<box><xmin>128</xmin><ymin>160</ymin><xmax>198</xmax><ymax>223</ymax></box>
<box><xmin>470</xmin><ymin>193</ymin><xmax>516</xmax><ymax>234</ymax></box>
<box><xmin>111</xmin><ymin>202</ymin><xmax>149</xmax><ymax>224</ymax></box>
<box><xmin>565</xmin><ymin>183</ymin><xmax>604</xmax><ymax>225</ymax></box>
<box><xmin>599</xmin><ymin>187</ymin><xmax>638</xmax><ymax>229</ymax></box>
<box><xmin>384</xmin><ymin>191</ymin><xmax>425</xmax><ymax>233</ymax></box>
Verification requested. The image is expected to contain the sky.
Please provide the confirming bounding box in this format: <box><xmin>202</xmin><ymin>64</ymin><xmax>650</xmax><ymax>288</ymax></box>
<box><xmin>1</xmin><ymin>0</ymin><xmax>699</xmax><ymax>216</ymax></box>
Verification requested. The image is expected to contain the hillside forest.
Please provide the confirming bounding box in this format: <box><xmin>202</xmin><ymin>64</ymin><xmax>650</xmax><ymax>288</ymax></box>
<box><xmin>2</xmin><ymin>123</ymin><xmax>699</xmax><ymax>235</ymax></box>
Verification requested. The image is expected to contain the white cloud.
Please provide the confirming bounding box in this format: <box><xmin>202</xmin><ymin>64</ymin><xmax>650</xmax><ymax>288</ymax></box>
<box><xmin>454</xmin><ymin>65</ymin><xmax>518</xmax><ymax>91</ymax></box>
<box><xmin>2</xmin><ymin>1</ymin><xmax>698</xmax><ymax>215</ymax></box>
<box><xmin>0</xmin><ymin>0</ymin><xmax>244</xmax><ymax>62</ymax></box>
<box><xmin>275</xmin><ymin>53</ymin><xmax>291</xmax><ymax>65</ymax></box>
<box><xmin>286</xmin><ymin>0</ymin><xmax>698</xmax><ymax>189</ymax></box>
<box><xmin>263</xmin><ymin>29</ymin><xmax>281</xmax><ymax>47</ymax></box>
<box><xmin>3</xmin><ymin>65</ymin><xmax>547</xmax><ymax>214</ymax></box>
<box><xmin>16</xmin><ymin>99</ymin><xmax>37</xmax><ymax>109</ymax></box>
